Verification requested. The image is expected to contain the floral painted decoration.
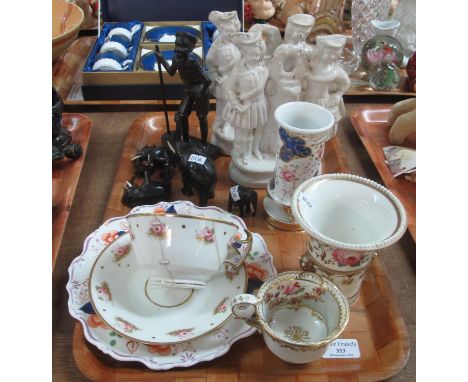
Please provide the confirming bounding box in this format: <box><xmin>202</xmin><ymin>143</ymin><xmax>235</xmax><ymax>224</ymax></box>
<box><xmin>213</xmin><ymin>297</ymin><xmax>230</xmax><ymax>315</ymax></box>
<box><xmin>112</xmin><ymin>244</ymin><xmax>131</xmax><ymax>263</ymax></box>
<box><xmin>115</xmin><ymin>316</ymin><xmax>140</xmax><ymax>333</ymax></box>
<box><xmin>332</xmin><ymin>249</ymin><xmax>364</xmax><ymax>267</ymax></box>
<box><xmin>95</xmin><ymin>281</ymin><xmax>112</xmax><ymax>301</ymax></box>
<box><xmin>148</xmin><ymin>220</ymin><xmax>168</xmax><ymax>238</ymax></box>
<box><xmin>246</xmin><ymin>262</ymin><xmax>269</xmax><ymax>281</ymax></box>
<box><xmin>280</xmin><ymin>166</ymin><xmax>295</xmax><ymax>182</ymax></box>
<box><xmin>101</xmin><ymin>230</ymin><xmax>122</xmax><ymax>244</ymax></box>
<box><xmin>264</xmin><ymin>280</ymin><xmax>326</xmax><ymax>310</ymax></box>
<box><xmin>166</xmin><ymin>328</ymin><xmax>195</xmax><ymax>339</ymax></box>
<box><xmin>147</xmin><ymin>344</ymin><xmax>172</xmax><ymax>356</ymax></box>
<box><xmin>87</xmin><ymin>314</ymin><xmax>110</xmax><ymax>329</ymax></box>
<box><xmin>196</xmin><ymin>227</ymin><xmax>215</xmax><ymax>243</ymax></box>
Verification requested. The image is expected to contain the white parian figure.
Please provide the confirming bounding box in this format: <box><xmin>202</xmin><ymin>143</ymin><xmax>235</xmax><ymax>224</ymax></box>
<box><xmin>205</xmin><ymin>11</ymin><xmax>242</xmax><ymax>155</ymax></box>
<box><xmin>262</xmin><ymin>14</ymin><xmax>315</xmax><ymax>156</ymax></box>
<box><xmin>302</xmin><ymin>34</ymin><xmax>350</xmax><ymax>136</ymax></box>
<box><xmin>223</xmin><ymin>31</ymin><xmax>269</xmax><ymax>166</ymax></box>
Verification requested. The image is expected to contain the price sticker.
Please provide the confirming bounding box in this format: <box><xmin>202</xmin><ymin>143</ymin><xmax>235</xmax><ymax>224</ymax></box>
<box><xmin>188</xmin><ymin>154</ymin><xmax>207</xmax><ymax>165</ymax></box>
<box><xmin>323</xmin><ymin>339</ymin><xmax>360</xmax><ymax>359</ymax></box>
<box><xmin>230</xmin><ymin>185</ymin><xmax>241</xmax><ymax>201</ymax></box>
<box><xmin>299</xmin><ymin>192</ymin><xmax>314</xmax><ymax>210</ymax></box>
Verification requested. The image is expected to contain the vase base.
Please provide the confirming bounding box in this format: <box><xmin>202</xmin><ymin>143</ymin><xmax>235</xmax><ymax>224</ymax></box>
<box><xmin>263</xmin><ymin>196</ymin><xmax>303</xmax><ymax>231</ymax></box>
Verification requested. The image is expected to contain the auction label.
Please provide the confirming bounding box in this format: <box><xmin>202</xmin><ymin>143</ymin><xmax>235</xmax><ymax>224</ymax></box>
<box><xmin>230</xmin><ymin>185</ymin><xmax>241</xmax><ymax>201</ymax></box>
<box><xmin>323</xmin><ymin>339</ymin><xmax>360</xmax><ymax>359</ymax></box>
<box><xmin>298</xmin><ymin>192</ymin><xmax>314</xmax><ymax>210</ymax></box>
<box><xmin>188</xmin><ymin>154</ymin><xmax>207</xmax><ymax>165</ymax></box>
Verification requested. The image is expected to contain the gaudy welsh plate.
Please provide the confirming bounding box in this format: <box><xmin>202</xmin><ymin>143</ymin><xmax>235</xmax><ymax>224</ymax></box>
<box><xmin>89</xmin><ymin>232</ymin><xmax>247</xmax><ymax>344</ymax></box>
<box><xmin>67</xmin><ymin>201</ymin><xmax>276</xmax><ymax>370</ymax></box>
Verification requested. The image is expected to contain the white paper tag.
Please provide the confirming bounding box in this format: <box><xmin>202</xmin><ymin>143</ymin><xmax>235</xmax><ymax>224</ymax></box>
<box><xmin>298</xmin><ymin>192</ymin><xmax>313</xmax><ymax>210</ymax></box>
<box><xmin>188</xmin><ymin>154</ymin><xmax>207</xmax><ymax>165</ymax></box>
<box><xmin>230</xmin><ymin>185</ymin><xmax>241</xmax><ymax>201</ymax></box>
<box><xmin>323</xmin><ymin>339</ymin><xmax>360</xmax><ymax>358</ymax></box>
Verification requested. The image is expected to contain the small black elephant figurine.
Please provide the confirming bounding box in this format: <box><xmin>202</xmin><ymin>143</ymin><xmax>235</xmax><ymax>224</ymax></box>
<box><xmin>178</xmin><ymin>144</ymin><xmax>217</xmax><ymax>207</ymax></box>
<box><xmin>131</xmin><ymin>145</ymin><xmax>175</xmax><ymax>181</ymax></box>
<box><xmin>122</xmin><ymin>171</ymin><xmax>171</xmax><ymax>208</ymax></box>
<box><xmin>228</xmin><ymin>185</ymin><xmax>258</xmax><ymax>217</ymax></box>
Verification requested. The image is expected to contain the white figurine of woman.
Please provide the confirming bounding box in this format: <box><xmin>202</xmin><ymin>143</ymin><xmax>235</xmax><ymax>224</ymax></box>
<box><xmin>262</xmin><ymin>13</ymin><xmax>315</xmax><ymax>156</ymax></box>
<box><xmin>205</xmin><ymin>11</ymin><xmax>242</xmax><ymax>155</ymax></box>
<box><xmin>302</xmin><ymin>34</ymin><xmax>350</xmax><ymax>136</ymax></box>
<box><xmin>223</xmin><ymin>31</ymin><xmax>269</xmax><ymax>166</ymax></box>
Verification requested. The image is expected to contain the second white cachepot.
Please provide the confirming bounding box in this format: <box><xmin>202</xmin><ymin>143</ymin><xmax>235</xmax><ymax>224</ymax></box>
<box><xmin>231</xmin><ymin>271</ymin><xmax>349</xmax><ymax>363</ymax></box>
<box><xmin>291</xmin><ymin>173</ymin><xmax>407</xmax><ymax>304</ymax></box>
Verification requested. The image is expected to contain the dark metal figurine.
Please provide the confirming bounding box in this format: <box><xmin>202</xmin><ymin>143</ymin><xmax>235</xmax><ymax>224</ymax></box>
<box><xmin>227</xmin><ymin>185</ymin><xmax>258</xmax><ymax>217</ymax></box>
<box><xmin>155</xmin><ymin>32</ymin><xmax>211</xmax><ymax>147</ymax></box>
<box><xmin>52</xmin><ymin>87</ymin><xmax>82</xmax><ymax>161</ymax></box>
<box><xmin>122</xmin><ymin>171</ymin><xmax>171</xmax><ymax>208</ymax></box>
<box><xmin>178</xmin><ymin>144</ymin><xmax>217</xmax><ymax>207</ymax></box>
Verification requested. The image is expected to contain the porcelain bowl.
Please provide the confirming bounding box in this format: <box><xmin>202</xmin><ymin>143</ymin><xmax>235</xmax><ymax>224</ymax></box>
<box><xmin>291</xmin><ymin>173</ymin><xmax>407</xmax><ymax>251</ymax></box>
<box><xmin>52</xmin><ymin>0</ymin><xmax>84</xmax><ymax>61</ymax></box>
<box><xmin>126</xmin><ymin>212</ymin><xmax>252</xmax><ymax>288</ymax></box>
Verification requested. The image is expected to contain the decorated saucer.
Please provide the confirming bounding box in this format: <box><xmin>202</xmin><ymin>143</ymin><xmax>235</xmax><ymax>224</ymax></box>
<box><xmin>67</xmin><ymin>201</ymin><xmax>276</xmax><ymax>370</ymax></box>
<box><xmin>89</xmin><ymin>232</ymin><xmax>247</xmax><ymax>344</ymax></box>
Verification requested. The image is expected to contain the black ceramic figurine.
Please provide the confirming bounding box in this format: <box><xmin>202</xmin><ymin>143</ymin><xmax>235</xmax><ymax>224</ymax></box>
<box><xmin>52</xmin><ymin>87</ymin><xmax>82</xmax><ymax>161</ymax></box>
<box><xmin>122</xmin><ymin>171</ymin><xmax>171</xmax><ymax>208</ymax></box>
<box><xmin>227</xmin><ymin>185</ymin><xmax>258</xmax><ymax>217</ymax></box>
<box><xmin>178</xmin><ymin>144</ymin><xmax>217</xmax><ymax>207</ymax></box>
<box><xmin>155</xmin><ymin>33</ymin><xmax>221</xmax><ymax>160</ymax></box>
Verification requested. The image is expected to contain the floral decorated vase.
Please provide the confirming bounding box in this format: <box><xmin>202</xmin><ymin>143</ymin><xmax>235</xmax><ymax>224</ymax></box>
<box><xmin>361</xmin><ymin>20</ymin><xmax>404</xmax><ymax>70</ymax></box>
<box><xmin>291</xmin><ymin>173</ymin><xmax>407</xmax><ymax>304</ymax></box>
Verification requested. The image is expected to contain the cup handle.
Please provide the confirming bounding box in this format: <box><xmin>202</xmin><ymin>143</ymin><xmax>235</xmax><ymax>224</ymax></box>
<box><xmin>231</xmin><ymin>294</ymin><xmax>261</xmax><ymax>330</ymax></box>
<box><xmin>224</xmin><ymin>229</ymin><xmax>253</xmax><ymax>278</ymax></box>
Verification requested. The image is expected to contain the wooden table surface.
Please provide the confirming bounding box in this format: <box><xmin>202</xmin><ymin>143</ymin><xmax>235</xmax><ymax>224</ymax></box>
<box><xmin>52</xmin><ymin>104</ymin><xmax>416</xmax><ymax>381</ymax></box>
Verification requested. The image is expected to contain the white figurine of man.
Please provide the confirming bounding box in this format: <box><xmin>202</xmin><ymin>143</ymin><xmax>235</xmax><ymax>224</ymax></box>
<box><xmin>302</xmin><ymin>34</ymin><xmax>350</xmax><ymax>136</ymax></box>
<box><xmin>205</xmin><ymin>11</ymin><xmax>242</xmax><ymax>155</ymax></box>
<box><xmin>261</xmin><ymin>13</ymin><xmax>315</xmax><ymax>156</ymax></box>
<box><xmin>223</xmin><ymin>31</ymin><xmax>269</xmax><ymax>166</ymax></box>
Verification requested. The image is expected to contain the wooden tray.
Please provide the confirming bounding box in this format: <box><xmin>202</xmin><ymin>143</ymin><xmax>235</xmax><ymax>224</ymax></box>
<box><xmin>53</xmin><ymin>37</ymin><xmax>414</xmax><ymax>107</ymax></box>
<box><xmin>350</xmin><ymin>104</ymin><xmax>416</xmax><ymax>241</ymax></box>
<box><xmin>72</xmin><ymin>112</ymin><xmax>409</xmax><ymax>381</ymax></box>
<box><xmin>53</xmin><ymin>114</ymin><xmax>92</xmax><ymax>269</ymax></box>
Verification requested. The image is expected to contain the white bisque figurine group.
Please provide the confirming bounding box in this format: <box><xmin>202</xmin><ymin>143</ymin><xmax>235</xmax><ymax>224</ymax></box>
<box><xmin>206</xmin><ymin>11</ymin><xmax>350</xmax><ymax>188</ymax></box>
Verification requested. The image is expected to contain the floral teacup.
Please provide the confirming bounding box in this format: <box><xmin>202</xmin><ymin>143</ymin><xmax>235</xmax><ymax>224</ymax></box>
<box><xmin>127</xmin><ymin>213</ymin><xmax>252</xmax><ymax>289</ymax></box>
<box><xmin>231</xmin><ymin>271</ymin><xmax>349</xmax><ymax>363</ymax></box>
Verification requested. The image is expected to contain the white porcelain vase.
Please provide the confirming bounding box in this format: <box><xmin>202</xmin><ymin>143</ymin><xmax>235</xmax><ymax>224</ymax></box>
<box><xmin>291</xmin><ymin>173</ymin><xmax>407</xmax><ymax>304</ymax></box>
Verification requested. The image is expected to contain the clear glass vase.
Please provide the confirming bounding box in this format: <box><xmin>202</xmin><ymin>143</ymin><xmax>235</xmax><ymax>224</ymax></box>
<box><xmin>351</xmin><ymin>0</ymin><xmax>391</xmax><ymax>58</ymax></box>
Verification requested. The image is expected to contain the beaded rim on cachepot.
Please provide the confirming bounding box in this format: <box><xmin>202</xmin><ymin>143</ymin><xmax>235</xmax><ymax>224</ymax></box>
<box><xmin>291</xmin><ymin>173</ymin><xmax>407</xmax><ymax>251</ymax></box>
<box><xmin>256</xmin><ymin>271</ymin><xmax>349</xmax><ymax>349</ymax></box>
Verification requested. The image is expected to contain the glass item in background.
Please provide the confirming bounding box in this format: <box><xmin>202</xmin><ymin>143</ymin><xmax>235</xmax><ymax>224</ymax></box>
<box><xmin>368</xmin><ymin>56</ymin><xmax>400</xmax><ymax>91</ymax></box>
<box><xmin>361</xmin><ymin>20</ymin><xmax>403</xmax><ymax>69</ymax></box>
<box><xmin>391</xmin><ymin>0</ymin><xmax>416</xmax><ymax>60</ymax></box>
<box><xmin>337</xmin><ymin>46</ymin><xmax>361</xmax><ymax>74</ymax></box>
<box><xmin>406</xmin><ymin>52</ymin><xmax>416</xmax><ymax>92</ymax></box>
<box><xmin>351</xmin><ymin>0</ymin><xmax>391</xmax><ymax>59</ymax></box>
